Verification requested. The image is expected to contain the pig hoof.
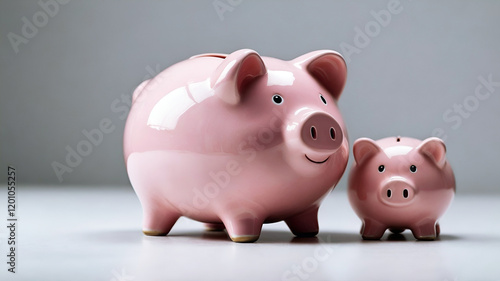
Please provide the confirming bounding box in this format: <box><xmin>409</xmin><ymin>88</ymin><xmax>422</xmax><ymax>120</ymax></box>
<box><xmin>415</xmin><ymin>235</ymin><xmax>437</xmax><ymax>241</ymax></box>
<box><xmin>142</xmin><ymin>230</ymin><xmax>168</xmax><ymax>236</ymax></box>
<box><xmin>230</xmin><ymin>235</ymin><xmax>259</xmax><ymax>243</ymax></box>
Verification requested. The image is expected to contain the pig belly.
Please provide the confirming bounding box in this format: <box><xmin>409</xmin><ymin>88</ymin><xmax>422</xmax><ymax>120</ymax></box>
<box><xmin>126</xmin><ymin>150</ymin><xmax>330</xmax><ymax>223</ymax></box>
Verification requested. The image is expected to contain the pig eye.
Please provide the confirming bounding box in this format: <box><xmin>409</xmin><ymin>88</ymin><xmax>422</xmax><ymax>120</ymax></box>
<box><xmin>320</xmin><ymin>94</ymin><xmax>327</xmax><ymax>105</ymax></box>
<box><xmin>378</xmin><ymin>165</ymin><xmax>385</xmax><ymax>173</ymax></box>
<box><xmin>410</xmin><ymin>165</ymin><xmax>417</xmax><ymax>173</ymax></box>
<box><xmin>272</xmin><ymin>94</ymin><xmax>283</xmax><ymax>105</ymax></box>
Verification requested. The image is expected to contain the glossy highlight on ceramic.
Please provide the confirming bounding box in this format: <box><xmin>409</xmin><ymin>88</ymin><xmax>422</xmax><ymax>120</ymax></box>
<box><xmin>124</xmin><ymin>49</ymin><xmax>349</xmax><ymax>242</ymax></box>
<box><xmin>348</xmin><ymin>136</ymin><xmax>456</xmax><ymax>240</ymax></box>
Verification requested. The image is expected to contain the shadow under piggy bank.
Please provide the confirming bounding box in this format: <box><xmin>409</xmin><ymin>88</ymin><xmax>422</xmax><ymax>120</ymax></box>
<box><xmin>142</xmin><ymin>229</ymin><xmax>363</xmax><ymax>244</ymax></box>
<box><xmin>362</xmin><ymin>231</ymin><xmax>461</xmax><ymax>242</ymax></box>
<box><xmin>81</xmin><ymin>227</ymin><xmax>461</xmax><ymax>245</ymax></box>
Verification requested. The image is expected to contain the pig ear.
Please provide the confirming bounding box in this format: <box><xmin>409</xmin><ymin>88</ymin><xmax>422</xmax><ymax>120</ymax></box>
<box><xmin>292</xmin><ymin>50</ymin><xmax>347</xmax><ymax>101</ymax></box>
<box><xmin>353</xmin><ymin>138</ymin><xmax>381</xmax><ymax>165</ymax></box>
<box><xmin>417</xmin><ymin>138</ymin><xmax>447</xmax><ymax>168</ymax></box>
<box><xmin>211</xmin><ymin>49</ymin><xmax>267</xmax><ymax>105</ymax></box>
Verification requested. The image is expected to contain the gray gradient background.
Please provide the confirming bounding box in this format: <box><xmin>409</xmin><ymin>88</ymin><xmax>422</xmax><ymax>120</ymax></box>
<box><xmin>1</xmin><ymin>0</ymin><xmax>499</xmax><ymax>192</ymax></box>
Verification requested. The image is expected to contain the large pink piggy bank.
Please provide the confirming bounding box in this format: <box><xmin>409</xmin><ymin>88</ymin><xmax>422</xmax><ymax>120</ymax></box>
<box><xmin>348</xmin><ymin>137</ymin><xmax>455</xmax><ymax>240</ymax></box>
<box><xmin>124</xmin><ymin>49</ymin><xmax>349</xmax><ymax>242</ymax></box>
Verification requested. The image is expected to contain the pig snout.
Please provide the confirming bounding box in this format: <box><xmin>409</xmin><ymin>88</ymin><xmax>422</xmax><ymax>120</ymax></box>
<box><xmin>301</xmin><ymin>112</ymin><xmax>343</xmax><ymax>153</ymax></box>
<box><xmin>283</xmin><ymin>110</ymin><xmax>344</xmax><ymax>171</ymax></box>
<box><xmin>380</xmin><ymin>177</ymin><xmax>415</xmax><ymax>206</ymax></box>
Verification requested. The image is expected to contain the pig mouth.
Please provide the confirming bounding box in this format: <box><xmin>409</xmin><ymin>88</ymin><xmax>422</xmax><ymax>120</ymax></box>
<box><xmin>305</xmin><ymin>155</ymin><xmax>330</xmax><ymax>164</ymax></box>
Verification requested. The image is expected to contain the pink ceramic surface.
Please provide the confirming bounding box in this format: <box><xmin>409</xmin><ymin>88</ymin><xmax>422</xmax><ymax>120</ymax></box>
<box><xmin>124</xmin><ymin>49</ymin><xmax>349</xmax><ymax>242</ymax></box>
<box><xmin>348</xmin><ymin>137</ymin><xmax>455</xmax><ymax>240</ymax></box>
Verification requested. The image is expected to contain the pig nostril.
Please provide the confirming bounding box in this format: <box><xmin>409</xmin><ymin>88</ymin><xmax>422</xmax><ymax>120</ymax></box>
<box><xmin>403</xmin><ymin>189</ymin><xmax>409</xmax><ymax>198</ymax></box>
<box><xmin>310</xmin><ymin>126</ymin><xmax>317</xmax><ymax>140</ymax></box>
<box><xmin>387</xmin><ymin>189</ymin><xmax>392</xmax><ymax>198</ymax></box>
<box><xmin>329</xmin><ymin>127</ymin><xmax>335</xmax><ymax>140</ymax></box>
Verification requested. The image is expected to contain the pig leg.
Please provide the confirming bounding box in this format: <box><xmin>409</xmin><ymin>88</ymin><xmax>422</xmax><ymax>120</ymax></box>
<box><xmin>219</xmin><ymin>212</ymin><xmax>264</xmax><ymax>243</ymax></box>
<box><xmin>361</xmin><ymin>219</ymin><xmax>387</xmax><ymax>240</ymax></box>
<box><xmin>128</xmin><ymin>161</ymin><xmax>180</xmax><ymax>236</ymax></box>
<box><xmin>285</xmin><ymin>206</ymin><xmax>319</xmax><ymax>237</ymax></box>
<box><xmin>204</xmin><ymin>223</ymin><xmax>226</xmax><ymax>231</ymax></box>
<box><xmin>411</xmin><ymin>220</ymin><xmax>438</xmax><ymax>240</ymax></box>
<box><xmin>389</xmin><ymin>227</ymin><xmax>405</xmax><ymax>234</ymax></box>
<box><xmin>141</xmin><ymin>203</ymin><xmax>180</xmax><ymax>236</ymax></box>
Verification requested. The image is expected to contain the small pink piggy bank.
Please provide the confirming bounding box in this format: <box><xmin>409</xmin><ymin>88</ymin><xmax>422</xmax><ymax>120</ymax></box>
<box><xmin>348</xmin><ymin>137</ymin><xmax>455</xmax><ymax>240</ymax></box>
<box><xmin>124</xmin><ymin>49</ymin><xmax>349</xmax><ymax>242</ymax></box>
